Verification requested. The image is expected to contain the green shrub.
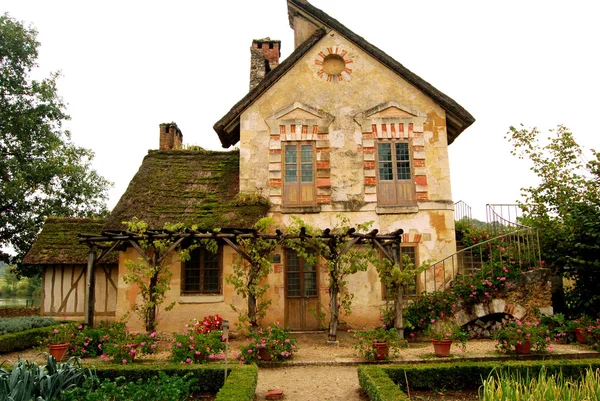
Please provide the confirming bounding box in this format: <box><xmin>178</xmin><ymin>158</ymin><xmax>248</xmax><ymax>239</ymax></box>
<box><xmin>0</xmin><ymin>316</ymin><xmax>57</xmax><ymax>334</ymax></box>
<box><xmin>357</xmin><ymin>365</ymin><xmax>408</xmax><ymax>401</ymax></box>
<box><xmin>215</xmin><ymin>364</ymin><xmax>258</xmax><ymax>401</ymax></box>
<box><xmin>382</xmin><ymin>359</ymin><xmax>600</xmax><ymax>391</ymax></box>
<box><xmin>404</xmin><ymin>291</ymin><xmax>456</xmax><ymax>334</ymax></box>
<box><xmin>60</xmin><ymin>371</ymin><xmax>194</xmax><ymax>401</ymax></box>
<box><xmin>0</xmin><ymin>325</ymin><xmax>57</xmax><ymax>353</ymax></box>
<box><xmin>0</xmin><ymin>355</ymin><xmax>95</xmax><ymax>401</ymax></box>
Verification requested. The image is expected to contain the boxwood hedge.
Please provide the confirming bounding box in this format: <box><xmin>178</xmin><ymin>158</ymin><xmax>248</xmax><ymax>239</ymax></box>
<box><xmin>358</xmin><ymin>359</ymin><xmax>600</xmax><ymax>401</ymax></box>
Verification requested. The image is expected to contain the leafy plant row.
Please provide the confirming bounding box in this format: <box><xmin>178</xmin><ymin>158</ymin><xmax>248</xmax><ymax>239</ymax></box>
<box><xmin>0</xmin><ymin>316</ymin><xmax>57</xmax><ymax>335</ymax></box>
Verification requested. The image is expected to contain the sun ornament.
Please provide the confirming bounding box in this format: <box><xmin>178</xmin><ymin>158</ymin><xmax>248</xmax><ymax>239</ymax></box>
<box><xmin>314</xmin><ymin>46</ymin><xmax>353</xmax><ymax>82</ymax></box>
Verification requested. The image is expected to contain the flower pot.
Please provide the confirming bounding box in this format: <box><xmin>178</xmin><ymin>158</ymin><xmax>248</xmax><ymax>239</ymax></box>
<box><xmin>515</xmin><ymin>340</ymin><xmax>531</xmax><ymax>354</ymax></box>
<box><xmin>194</xmin><ymin>352</ymin><xmax>207</xmax><ymax>362</ymax></box>
<box><xmin>431</xmin><ymin>339</ymin><xmax>453</xmax><ymax>357</ymax></box>
<box><xmin>258</xmin><ymin>347</ymin><xmax>272</xmax><ymax>361</ymax></box>
<box><xmin>48</xmin><ymin>343</ymin><xmax>70</xmax><ymax>361</ymax></box>
<box><xmin>575</xmin><ymin>328</ymin><xmax>588</xmax><ymax>344</ymax></box>
<box><xmin>372</xmin><ymin>341</ymin><xmax>389</xmax><ymax>360</ymax></box>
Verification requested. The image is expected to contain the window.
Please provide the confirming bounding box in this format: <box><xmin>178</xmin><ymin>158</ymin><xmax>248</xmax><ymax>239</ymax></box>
<box><xmin>382</xmin><ymin>245</ymin><xmax>418</xmax><ymax>298</ymax></box>
<box><xmin>376</xmin><ymin>141</ymin><xmax>415</xmax><ymax>206</ymax></box>
<box><xmin>283</xmin><ymin>142</ymin><xmax>316</xmax><ymax>207</ymax></box>
<box><xmin>285</xmin><ymin>249</ymin><xmax>318</xmax><ymax>298</ymax></box>
<box><xmin>182</xmin><ymin>248</ymin><xmax>221</xmax><ymax>294</ymax></box>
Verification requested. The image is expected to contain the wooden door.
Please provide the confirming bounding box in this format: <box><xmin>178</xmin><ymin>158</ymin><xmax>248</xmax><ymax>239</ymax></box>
<box><xmin>285</xmin><ymin>249</ymin><xmax>320</xmax><ymax>330</ymax></box>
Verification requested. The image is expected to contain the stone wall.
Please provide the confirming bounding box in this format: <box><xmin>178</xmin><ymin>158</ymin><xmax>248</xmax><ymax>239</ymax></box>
<box><xmin>455</xmin><ymin>268</ymin><xmax>553</xmax><ymax>337</ymax></box>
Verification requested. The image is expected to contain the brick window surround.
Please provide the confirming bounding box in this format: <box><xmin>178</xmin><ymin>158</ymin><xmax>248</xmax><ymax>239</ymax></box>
<box><xmin>266</xmin><ymin>102</ymin><xmax>334</xmax><ymax>211</ymax></box>
<box><xmin>355</xmin><ymin>101</ymin><xmax>428</xmax><ymax>210</ymax></box>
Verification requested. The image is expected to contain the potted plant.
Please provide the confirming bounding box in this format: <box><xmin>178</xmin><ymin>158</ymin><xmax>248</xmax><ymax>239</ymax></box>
<box><xmin>169</xmin><ymin>328</ymin><xmax>226</xmax><ymax>364</ymax></box>
<box><xmin>237</xmin><ymin>322</ymin><xmax>297</xmax><ymax>364</ymax></box>
<box><xmin>351</xmin><ymin>326</ymin><xmax>404</xmax><ymax>360</ymax></box>
<box><xmin>425</xmin><ymin>318</ymin><xmax>468</xmax><ymax>357</ymax></box>
<box><xmin>568</xmin><ymin>315</ymin><xmax>596</xmax><ymax>344</ymax></box>
<box><xmin>492</xmin><ymin>318</ymin><xmax>551</xmax><ymax>354</ymax></box>
<box><xmin>41</xmin><ymin>323</ymin><xmax>77</xmax><ymax>361</ymax></box>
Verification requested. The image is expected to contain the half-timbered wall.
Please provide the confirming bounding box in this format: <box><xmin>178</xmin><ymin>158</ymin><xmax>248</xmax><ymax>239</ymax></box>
<box><xmin>42</xmin><ymin>264</ymin><xmax>118</xmax><ymax>319</ymax></box>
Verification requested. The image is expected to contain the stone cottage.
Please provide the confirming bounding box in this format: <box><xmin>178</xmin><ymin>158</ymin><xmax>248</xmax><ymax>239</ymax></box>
<box><xmin>24</xmin><ymin>0</ymin><xmax>474</xmax><ymax>331</ymax></box>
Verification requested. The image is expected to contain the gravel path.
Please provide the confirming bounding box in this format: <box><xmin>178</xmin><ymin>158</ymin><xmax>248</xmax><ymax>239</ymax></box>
<box><xmin>256</xmin><ymin>365</ymin><xmax>366</xmax><ymax>401</ymax></box>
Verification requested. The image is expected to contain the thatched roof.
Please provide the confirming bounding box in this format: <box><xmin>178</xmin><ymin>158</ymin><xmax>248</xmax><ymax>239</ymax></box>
<box><xmin>103</xmin><ymin>148</ymin><xmax>268</xmax><ymax>231</ymax></box>
<box><xmin>23</xmin><ymin>218</ymin><xmax>115</xmax><ymax>265</ymax></box>
<box><xmin>214</xmin><ymin>0</ymin><xmax>474</xmax><ymax>148</ymax></box>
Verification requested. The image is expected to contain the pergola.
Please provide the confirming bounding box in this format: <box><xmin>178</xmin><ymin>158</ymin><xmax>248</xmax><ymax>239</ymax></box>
<box><xmin>79</xmin><ymin>227</ymin><xmax>403</xmax><ymax>327</ymax></box>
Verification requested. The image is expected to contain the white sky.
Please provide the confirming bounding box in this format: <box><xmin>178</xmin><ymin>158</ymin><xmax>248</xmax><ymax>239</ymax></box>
<box><xmin>3</xmin><ymin>0</ymin><xmax>599</xmax><ymax>221</ymax></box>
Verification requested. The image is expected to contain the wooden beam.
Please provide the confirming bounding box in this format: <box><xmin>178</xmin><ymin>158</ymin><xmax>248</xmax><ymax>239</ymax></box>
<box><xmin>156</xmin><ymin>237</ymin><xmax>186</xmax><ymax>265</ymax></box>
<box><xmin>95</xmin><ymin>240</ymin><xmax>121</xmax><ymax>264</ymax></box>
<box><xmin>84</xmin><ymin>246</ymin><xmax>97</xmax><ymax>328</ymax></box>
<box><xmin>128</xmin><ymin>240</ymin><xmax>152</xmax><ymax>264</ymax></box>
<box><xmin>222</xmin><ymin>237</ymin><xmax>253</xmax><ymax>264</ymax></box>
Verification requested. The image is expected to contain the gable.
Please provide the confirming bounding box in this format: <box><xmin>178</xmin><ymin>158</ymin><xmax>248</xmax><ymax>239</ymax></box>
<box><xmin>214</xmin><ymin>1</ymin><xmax>474</xmax><ymax>148</ymax></box>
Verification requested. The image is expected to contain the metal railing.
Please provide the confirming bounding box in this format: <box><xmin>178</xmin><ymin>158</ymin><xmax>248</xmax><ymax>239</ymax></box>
<box><xmin>419</xmin><ymin>203</ymin><xmax>542</xmax><ymax>294</ymax></box>
<box><xmin>454</xmin><ymin>200</ymin><xmax>472</xmax><ymax>222</ymax></box>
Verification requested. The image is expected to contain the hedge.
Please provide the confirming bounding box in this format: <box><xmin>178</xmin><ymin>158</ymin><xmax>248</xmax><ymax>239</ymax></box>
<box><xmin>0</xmin><ymin>306</ymin><xmax>40</xmax><ymax>318</ymax></box>
<box><xmin>215</xmin><ymin>363</ymin><xmax>258</xmax><ymax>401</ymax></box>
<box><xmin>357</xmin><ymin>365</ymin><xmax>408</xmax><ymax>401</ymax></box>
<box><xmin>0</xmin><ymin>324</ymin><xmax>57</xmax><ymax>353</ymax></box>
<box><xmin>93</xmin><ymin>363</ymin><xmax>257</xmax><ymax>400</ymax></box>
<box><xmin>384</xmin><ymin>359</ymin><xmax>600</xmax><ymax>391</ymax></box>
<box><xmin>358</xmin><ymin>359</ymin><xmax>600</xmax><ymax>400</ymax></box>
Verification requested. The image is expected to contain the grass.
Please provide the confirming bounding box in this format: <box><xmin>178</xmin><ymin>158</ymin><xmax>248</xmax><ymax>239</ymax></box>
<box><xmin>480</xmin><ymin>367</ymin><xmax>600</xmax><ymax>400</ymax></box>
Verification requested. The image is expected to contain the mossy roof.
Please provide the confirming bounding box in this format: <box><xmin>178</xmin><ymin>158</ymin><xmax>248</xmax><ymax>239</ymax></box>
<box><xmin>214</xmin><ymin>0</ymin><xmax>475</xmax><ymax>147</ymax></box>
<box><xmin>103</xmin><ymin>148</ymin><xmax>268</xmax><ymax>231</ymax></box>
<box><xmin>23</xmin><ymin>218</ymin><xmax>115</xmax><ymax>265</ymax></box>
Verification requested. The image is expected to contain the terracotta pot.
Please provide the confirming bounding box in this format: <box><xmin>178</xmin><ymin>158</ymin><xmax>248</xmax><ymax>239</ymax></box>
<box><xmin>194</xmin><ymin>352</ymin><xmax>207</xmax><ymax>363</ymax></box>
<box><xmin>431</xmin><ymin>339</ymin><xmax>453</xmax><ymax>357</ymax></box>
<box><xmin>372</xmin><ymin>340</ymin><xmax>389</xmax><ymax>360</ymax></box>
<box><xmin>575</xmin><ymin>328</ymin><xmax>588</xmax><ymax>344</ymax></box>
<box><xmin>258</xmin><ymin>347</ymin><xmax>272</xmax><ymax>361</ymax></box>
<box><xmin>515</xmin><ymin>340</ymin><xmax>531</xmax><ymax>354</ymax></box>
<box><xmin>48</xmin><ymin>343</ymin><xmax>69</xmax><ymax>361</ymax></box>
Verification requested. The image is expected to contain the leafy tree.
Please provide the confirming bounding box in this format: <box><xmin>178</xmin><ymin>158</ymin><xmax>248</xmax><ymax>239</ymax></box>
<box><xmin>122</xmin><ymin>219</ymin><xmax>214</xmax><ymax>331</ymax></box>
<box><xmin>0</xmin><ymin>14</ymin><xmax>110</xmax><ymax>268</ymax></box>
<box><xmin>507</xmin><ymin>124</ymin><xmax>600</xmax><ymax>315</ymax></box>
<box><xmin>226</xmin><ymin>217</ymin><xmax>279</xmax><ymax>329</ymax></box>
<box><xmin>377</xmin><ymin>252</ymin><xmax>428</xmax><ymax>337</ymax></box>
<box><xmin>286</xmin><ymin>215</ymin><xmax>380</xmax><ymax>342</ymax></box>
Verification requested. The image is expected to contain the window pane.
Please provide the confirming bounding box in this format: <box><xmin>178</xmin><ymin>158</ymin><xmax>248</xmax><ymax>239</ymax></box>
<box><xmin>304</xmin><ymin>272</ymin><xmax>317</xmax><ymax>296</ymax></box>
<box><xmin>285</xmin><ymin>165</ymin><xmax>297</xmax><ymax>182</ymax></box>
<box><xmin>395</xmin><ymin>143</ymin><xmax>411</xmax><ymax>180</ymax></box>
<box><xmin>301</xmin><ymin>145</ymin><xmax>312</xmax><ymax>163</ymax></box>
<box><xmin>401</xmin><ymin>246</ymin><xmax>417</xmax><ymax>295</ymax></box>
<box><xmin>287</xmin><ymin>273</ymin><xmax>301</xmax><ymax>296</ymax></box>
<box><xmin>378</xmin><ymin>143</ymin><xmax>392</xmax><ymax>161</ymax></box>
<box><xmin>301</xmin><ymin>164</ymin><xmax>313</xmax><ymax>182</ymax></box>
<box><xmin>286</xmin><ymin>249</ymin><xmax>300</xmax><ymax>272</ymax></box>
<box><xmin>285</xmin><ymin>146</ymin><xmax>297</xmax><ymax>163</ymax></box>
<box><xmin>184</xmin><ymin>269</ymin><xmax>200</xmax><ymax>292</ymax></box>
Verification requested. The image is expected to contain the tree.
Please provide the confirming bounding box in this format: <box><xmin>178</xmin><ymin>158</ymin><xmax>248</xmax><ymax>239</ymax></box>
<box><xmin>0</xmin><ymin>14</ymin><xmax>110</xmax><ymax>268</ymax></box>
<box><xmin>226</xmin><ymin>217</ymin><xmax>279</xmax><ymax>329</ymax></box>
<box><xmin>287</xmin><ymin>215</ymin><xmax>380</xmax><ymax>342</ymax></box>
<box><xmin>507</xmin><ymin>124</ymin><xmax>600</xmax><ymax>315</ymax></box>
<box><xmin>121</xmin><ymin>219</ymin><xmax>213</xmax><ymax>331</ymax></box>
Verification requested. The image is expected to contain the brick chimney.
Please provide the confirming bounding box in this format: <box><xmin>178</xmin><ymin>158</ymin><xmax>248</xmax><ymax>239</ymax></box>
<box><xmin>249</xmin><ymin>37</ymin><xmax>281</xmax><ymax>91</ymax></box>
<box><xmin>159</xmin><ymin>122</ymin><xmax>182</xmax><ymax>150</ymax></box>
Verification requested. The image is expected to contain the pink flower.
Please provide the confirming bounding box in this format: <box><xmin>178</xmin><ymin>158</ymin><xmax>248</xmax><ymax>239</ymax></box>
<box><xmin>248</xmin><ymin>349</ymin><xmax>253</xmax><ymax>353</ymax></box>
<box><xmin>53</xmin><ymin>329</ymin><xmax>59</xmax><ymax>334</ymax></box>
<box><xmin>122</xmin><ymin>359</ymin><xmax>127</xmax><ymax>364</ymax></box>
<box><xmin>150</xmin><ymin>332</ymin><xmax>156</xmax><ymax>337</ymax></box>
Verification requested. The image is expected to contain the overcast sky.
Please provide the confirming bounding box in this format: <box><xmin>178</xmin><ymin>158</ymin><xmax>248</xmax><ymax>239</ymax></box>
<box><xmin>3</xmin><ymin>0</ymin><xmax>599</xmax><ymax>221</ymax></box>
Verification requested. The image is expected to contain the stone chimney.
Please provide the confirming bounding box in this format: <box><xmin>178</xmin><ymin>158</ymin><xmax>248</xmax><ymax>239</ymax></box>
<box><xmin>159</xmin><ymin>122</ymin><xmax>182</xmax><ymax>150</ymax></box>
<box><xmin>249</xmin><ymin>37</ymin><xmax>281</xmax><ymax>91</ymax></box>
